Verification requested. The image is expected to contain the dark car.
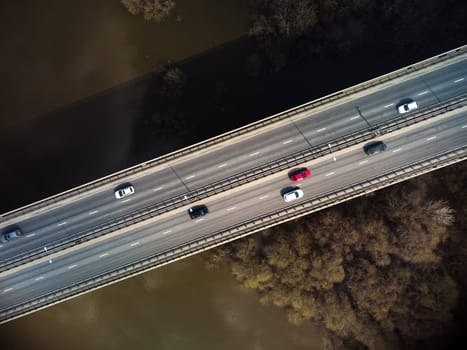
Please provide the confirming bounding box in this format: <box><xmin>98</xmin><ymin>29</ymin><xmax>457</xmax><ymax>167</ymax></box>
<box><xmin>188</xmin><ymin>205</ymin><xmax>209</xmax><ymax>219</ymax></box>
<box><xmin>363</xmin><ymin>141</ymin><xmax>387</xmax><ymax>155</ymax></box>
<box><xmin>1</xmin><ymin>228</ymin><xmax>23</xmax><ymax>243</ymax></box>
<box><xmin>289</xmin><ymin>168</ymin><xmax>311</xmax><ymax>182</ymax></box>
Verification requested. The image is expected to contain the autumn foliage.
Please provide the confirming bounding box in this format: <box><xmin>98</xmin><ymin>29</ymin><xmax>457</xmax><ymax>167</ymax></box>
<box><xmin>205</xmin><ymin>164</ymin><xmax>466</xmax><ymax>349</ymax></box>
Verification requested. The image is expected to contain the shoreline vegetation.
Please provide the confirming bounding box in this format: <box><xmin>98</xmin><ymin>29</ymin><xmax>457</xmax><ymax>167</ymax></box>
<box><xmin>203</xmin><ymin>162</ymin><xmax>467</xmax><ymax>350</ymax></box>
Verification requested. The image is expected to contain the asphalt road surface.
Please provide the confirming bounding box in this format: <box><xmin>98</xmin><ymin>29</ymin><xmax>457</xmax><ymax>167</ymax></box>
<box><xmin>0</xmin><ymin>57</ymin><xmax>466</xmax><ymax>314</ymax></box>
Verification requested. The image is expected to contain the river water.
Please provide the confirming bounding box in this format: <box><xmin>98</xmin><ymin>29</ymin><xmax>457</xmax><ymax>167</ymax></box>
<box><xmin>0</xmin><ymin>1</ymin><xmax>323</xmax><ymax>348</ymax></box>
<box><xmin>2</xmin><ymin>257</ymin><xmax>322</xmax><ymax>350</ymax></box>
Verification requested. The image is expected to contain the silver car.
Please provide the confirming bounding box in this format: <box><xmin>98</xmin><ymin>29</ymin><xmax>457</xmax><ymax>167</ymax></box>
<box><xmin>283</xmin><ymin>188</ymin><xmax>304</xmax><ymax>202</ymax></box>
<box><xmin>114</xmin><ymin>185</ymin><xmax>135</xmax><ymax>199</ymax></box>
<box><xmin>1</xmin><ymin>228</ymin><xmax>22</xmax><ymax>243</ymax></box>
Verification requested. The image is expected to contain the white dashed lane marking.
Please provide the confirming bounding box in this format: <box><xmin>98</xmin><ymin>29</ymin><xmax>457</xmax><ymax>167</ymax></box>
<box><xmin>350</xmin><ymin>115</ymin><xmax>360</xmax><ymax>120</ymax></box>
<box><xmin>68</xmin><ymin>264</ymin><xmax>77</xmax><ymax>270</ymax></box>
<box><xmin>417</xmin><ymin>91</ymin><xmax>429</xmax><ymax>96</ymax></box>
<box><xmin>196</xmin><ymin>218</ymin><xmax>204</xmax><ymax>223</ymax></box>
<box><xmin>462</xmin><ymin>125</ymin><xmax>467</xmax><ymax>129</ymax></box>
<box><xmin>454</xmin><ymin>77</ymin><xmax>464</xmax><ymax>83</ymax></box>
<box><xmin>186</xmin><ymin>175</ymin><xmax>195</xmax><ymax>180</ymax></box>
<box><xmin>359</xmin><ymin>160</ymin><xmax>368</xmax><ymax>165</ymax></box>
<box><xmin>426</xmin><ymin>136</ymin><xmax>437</xmax><ymax>141</ymax></box>
<box><xmin>88</xmin><ymin>210</ymin><xmax>98</xmax><ymax>215</ymax></box>
<box><xmin>153</xmin><ymin>187</ymin><xmax>163</xmax><ymax>192</ymax></box>
<box><xmin>384</xmin><ymin>103</ymin><xmax>394</xmax><ymax>108</ymax></box>
<box><xmin>392</xmin><ymin>148</ymin><xmax>402</xmax><ymax>153</ymax></box>
<box><xmin>3</xmin><ymin>288</ymin><xmax>13</xmax><ymax>293</ymax></box>
<box><xmin>316</xmin><ymin>128</ymin><xmax>326</xmax><ymax>133</ymax></box>
<box><xmin>99</xmin><ymin>253</ymin><xmax>109</xmax><ymax>258</ymax></box>
<box><xmin>163</xmin><ymin>230</ymin><xmax>172</xmax><ymax>235</ymax></box>
<box><xmin>26</xmin><ymin>233</ymin><xmax>36</xmax><ymax>238</ymax></box>
<box><xmin>282</xmin><ymin>139</ymin><xmax>293</xmax><ymax>145</ymax></box>
<box><xmin>218</xmin><ymin>163</ymin><xmax>227</xmax><ymax>168</ymax></box>
<box><xmin>35</xmin><ymin>276</ymin><xmax>44</xmax><ymax>281</ymax></box>
<box><xmin>227</xmin><ymin>206</ymin><xmax>237</xmax><ymax>211</ymax></box>
<box><xmin>249</xmin><ymin>151</ymin><xmax>260</xmax><ymax>156</ymax></box>
<box><xmin>259</xmin><ymin>195</ymin><xmax>269</xmax><ymax>200</ymax></box>
<box><xmin>325</xmin><ymin>172</ymin><xmax>335</xmax><ymax>177</ymax></box>
<box><xmin>57</xmin><ymin>222</ymin><xmax>67</xmax><ymax>227</ymax></box>
<box><xmin>130</xmin><ymin>241</ymin><xmax>140</xmax><ymax>247</ymax></box>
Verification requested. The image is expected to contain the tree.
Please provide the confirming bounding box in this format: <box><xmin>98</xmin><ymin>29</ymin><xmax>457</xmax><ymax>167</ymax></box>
<box><xmin>120</xmin><ymin>0</ymin><xmax>175</xmax><ymax>22</ymax></box>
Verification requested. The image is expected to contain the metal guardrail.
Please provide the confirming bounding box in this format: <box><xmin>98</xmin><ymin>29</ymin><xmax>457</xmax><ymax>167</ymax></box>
<box><xmin>2</xmin><ymin>145</ymin><xmax>465</xmax><ymax>324</ymax></box>
<box><xmin>1</xmin><ymin>95</ymin><xmax>465</xmax><ymax>272</ymax></box>
<box><xmin>1</xmin><ymin>45</ymin><xmax>466</xmax><ymax>223</ymax></box>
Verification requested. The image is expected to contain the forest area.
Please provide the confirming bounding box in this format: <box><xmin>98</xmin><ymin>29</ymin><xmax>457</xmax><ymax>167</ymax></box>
<box><xmin>203</xmin><ymin>161</ymin><xmax>467</xmax><ymax>350</ymax></box>
<box><xmin>119</xmin><ymin>3</ymin><xmax>467</xmax><ymax>348</ymax></box>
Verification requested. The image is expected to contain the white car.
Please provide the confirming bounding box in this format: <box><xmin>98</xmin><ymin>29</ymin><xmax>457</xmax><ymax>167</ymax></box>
<box><xmin>397</xmin><ymin>100</ymin><xmax>418</xmax><ymax>114</ymax></box>
<box><xmin>115</xmin><ymin>185</ymin><xmax>135</xmax><ymax>199</ymax></box>
<box><xmin>283</xmin><ymin>188</ymin><xmax>304</xmax><ymax>202</ymax></box>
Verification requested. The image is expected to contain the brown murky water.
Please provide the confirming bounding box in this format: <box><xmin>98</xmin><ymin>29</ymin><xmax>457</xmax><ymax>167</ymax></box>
<box><xmin>0</xmin><ymin>0</ymin><xmax>249</xmax><ymax>132</ymax></box>
<box><xmin>0</xmin><ymin>1</ymin><xmax>322</xmax><ymax>348</ymax></box>
<box><xmin>1</xmin><ymin>257</ymin><xmax>322</xmax><ymax>350</ymax></box>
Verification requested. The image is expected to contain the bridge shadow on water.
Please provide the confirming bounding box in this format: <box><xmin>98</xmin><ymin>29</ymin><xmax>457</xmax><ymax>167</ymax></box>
<box><xmin>0</xmin><ymin>31</ymin><xmax>464</xmax><ymax>213</ymax></box>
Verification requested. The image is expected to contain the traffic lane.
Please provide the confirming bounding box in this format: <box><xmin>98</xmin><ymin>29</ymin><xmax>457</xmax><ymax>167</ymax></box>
<box><xmin>297</xmin><ymin>115</ymin><xmax>467</xmax><ymax>199</ymax></box>
<box><xmin>1</xmin><ymin>113</ymin><xmax>465</xmax><ymax>309</ymax></box>
<box><xmin>359</xmin><ymin>61</ymin><xmax>466</xmax><ymax>124</ymax></box>
<box><xmin>352</xmin><ymin>81</ymin><xmax>438</xmax><ymax>126</ymax></box>
<box><xmin>292</xmin><ymin>102</ymin><xmax>369</xmax><ymax>147</ymax></box>
<box><xmin>172</xmin><ymin>123</ymin><xmax>310</xmax><ymax>189</ymax></box>
<box><xmin>3</xmin><ymin>58</ymin><xmax>463</xmax><ymax>246</ymax></box>
<box><xmin>420</xmin><ymin>61</ymin><xmax>467</xmax><ymax>101</ymax></box>
<box><xmin>0</xmin><ymin>166</ymin><xmax>187</xmax><ymax>260</ymax></box>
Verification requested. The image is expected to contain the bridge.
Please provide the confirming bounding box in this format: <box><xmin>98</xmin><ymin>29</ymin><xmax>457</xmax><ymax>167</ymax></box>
<box><xmin>0</xmin><ymin>45</ymin><xmax>466</xmax><ymax>323</ymax></box>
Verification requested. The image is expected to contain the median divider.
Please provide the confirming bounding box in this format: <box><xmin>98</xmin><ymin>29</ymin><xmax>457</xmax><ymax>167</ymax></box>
<box><xmin>1</xmin><ymin>45</ymin><xmax>466</xmax><ymax>224</ymax></box>
<box><xmin>1</xmin><ymin>95</ymin><xmax>465</xmax><ymax>273</ymax></box>
<box><xmin>1</xmin><ymin>145</ymin><xmax>465</xmax><ymax>324</ymax></box>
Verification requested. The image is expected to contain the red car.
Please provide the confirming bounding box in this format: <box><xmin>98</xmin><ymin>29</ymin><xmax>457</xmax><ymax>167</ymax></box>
<box><xmin>289</xmin><ymin>168</ymin><xmax>311</xmax><ymax>182</ymax></box>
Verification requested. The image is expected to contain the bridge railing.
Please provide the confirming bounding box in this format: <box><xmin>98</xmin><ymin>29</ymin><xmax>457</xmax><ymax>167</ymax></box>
<box><xmin>1</xmin><ymin>45</ymin><xmax>466</xmax><ymax>223</ymax></box>
<box><xmin>2</xmin><ymin>144</ymin><xmax>465</xmax><ymax>324</ymax></box>
<box><xmin>1</xmin><ymin>95</ymin><xmax>465</xmax><ymax>273</ymax></box>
